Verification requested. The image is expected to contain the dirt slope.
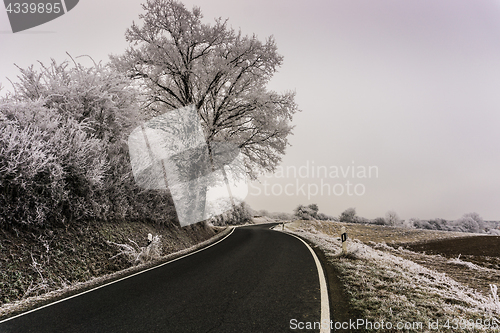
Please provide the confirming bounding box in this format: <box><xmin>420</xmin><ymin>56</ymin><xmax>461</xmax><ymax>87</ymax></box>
<box><xmin>0</xmin><ymin>221</ymin><xmax>220</xmax><ymax>307</ymax></box>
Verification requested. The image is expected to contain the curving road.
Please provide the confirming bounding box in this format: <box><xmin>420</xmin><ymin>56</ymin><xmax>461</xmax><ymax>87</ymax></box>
<box><xmin>0</xmin><ymin>224</ymin><xmax>327</xmax><ymax>332</ymax></box>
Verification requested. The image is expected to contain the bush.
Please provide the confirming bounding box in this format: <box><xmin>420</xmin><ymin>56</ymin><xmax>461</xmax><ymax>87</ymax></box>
<box><xmin>317</xmin><ymin>212</ymin><xmax>335</xmax><ymax>221</ymax></box>
<box><xmin>398</xmin><ymin>219</ymin><xmax>413</xmax><ymax>228</ymax></box>
<box><xmin>453</xmin><ymin>213</ymin><xmax>485</xmax><ymax>232</ymax></box>
<box><xmin>372</xmin><ymin>217</ymin><xmax>386</xmax><ymax>225</ymax></box>
<box><xmin>385</xmin><ymin>210</ymin><xmax>400</xmax><ymax>226</ymax></box>
<box><xmin>210</xmin><ymin>202</ymin><xmax>253</xmax><ymax>226</ymax></box>
<box><xmin>108</xmin><ymin>234</ymin><xmax>162</xmax><ymax>265</ymax></box>
<box><xmin>0</xmin><ymin>100</ymin><xmax>108</xmax><ymax>227</ymax></box>
<box><xmin>453</xmin><ymin>213</ymin><xmax>485</xmax><ymax>233</ymax></box>
<box><xmin>1</xmin><ymin>58</ymin><xmax>179</xmax><ymax>228</ymax></box>
<box><xmin>339</xmin><ymin>207</ymin><xmax>357</xmax><ymax>223</ymax></box>
<box><xmin>294</xmin><ymin>204</ymin><xmax>318</xmax><ymax>220</ymax></box>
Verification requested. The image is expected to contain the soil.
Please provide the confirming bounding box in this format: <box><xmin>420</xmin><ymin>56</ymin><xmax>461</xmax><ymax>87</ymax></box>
<box><xmin>403</xmin><ymin>235</ymin><xmax>500</xmax><ymax>259</ymax></box>
<box><xmin>396</xmin><ymin>236</ymin><xmax>500</xmax><ymax>296</ymax></box>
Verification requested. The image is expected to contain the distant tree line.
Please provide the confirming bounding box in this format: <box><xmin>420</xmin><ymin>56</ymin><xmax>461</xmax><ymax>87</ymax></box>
<box><xmin>251</xmin><ymin>204</ymin><xmax>334</xmax><ymax>221</ymax></box>
<box><xmin>281</xmin><ymin>205</ymin><xmax>495</xmax><ymax>234</ymax></box>
<box><xmin>336</xmin><ymin>207</ymin><xmax>493</xmax><ymax>234</ymax></box>
<box><xmin>254</xmin><ymin>209</ymin><xmax>295</xmax><ymax>221</ymax></box>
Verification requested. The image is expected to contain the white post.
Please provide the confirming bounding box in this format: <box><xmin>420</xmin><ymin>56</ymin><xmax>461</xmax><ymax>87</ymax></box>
<box><xmin>341</xmin><ymin>226</ymin><xmax>347</xmax><ymax>255</ymax></box>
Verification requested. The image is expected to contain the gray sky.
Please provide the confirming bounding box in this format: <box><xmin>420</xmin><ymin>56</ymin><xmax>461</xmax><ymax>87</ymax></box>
<box><xmin>1</xmin><ymin>0</ymin><xmax>500</xmax><ymax>220</ymax></box>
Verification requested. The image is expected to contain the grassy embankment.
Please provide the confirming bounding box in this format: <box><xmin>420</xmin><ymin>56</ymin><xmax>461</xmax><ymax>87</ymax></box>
<box><xmin>0</xmin><ymin>220</ymin><xmax>227</xmax><ymax>320</ymax></box>
<box><xmin>281</xmin><ymin>220</ymin><xmax>500</xmax><ymax>332</ymax></box>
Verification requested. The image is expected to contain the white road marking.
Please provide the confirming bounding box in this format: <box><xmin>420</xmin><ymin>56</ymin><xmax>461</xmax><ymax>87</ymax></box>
<box><xmin>283</xmin><ymin>232</ymin><xmax>331</xmax><ymax>333</ymax></box>
<box><xmin>0</xmin><ymin>227</ymin><xmax>235</xmax><ymax>324</ymax></box>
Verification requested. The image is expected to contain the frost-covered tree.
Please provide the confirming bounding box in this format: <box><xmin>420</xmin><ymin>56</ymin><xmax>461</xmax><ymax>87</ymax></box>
<box><xmin>385</xmin><ymin>210</ymin><xmax>400</xmax><ymax>226</ymax></box>
<box><xmin>308</xmin><ymin>204</ymin><xmax>319</xmax><ymax>215</ymax></box>
<box><xmin>463</xmin><ymin>212</ymin><xmax>485</xmax><ymax>230</ymax></box>
<box><xmin>339</xmin><ymin>207</ymin><xmax>357</xmax><ymax>223</ymax></box>
<box><xmin>293</xmin><ymin>204</ymin><xmax>333</xmax><ymax>220</ymax></box>
<box><xmin>111</xmin><ymin>0</ymin><xmax>298</xmax><ymax>179</ymax></box>
<box><xmin>292</xmin><ymin>204</ymin><xmax>335</xmax><ymax>221</ymax></box>
<box><xmin>294</xmin><ymin>204</ymin><xmax>317</xmax><ymax>220</ymax></box>
<box><xmin>454</xmin><ymin>212</ymin><xmax>485</xmax><ymax>233</ymax></box>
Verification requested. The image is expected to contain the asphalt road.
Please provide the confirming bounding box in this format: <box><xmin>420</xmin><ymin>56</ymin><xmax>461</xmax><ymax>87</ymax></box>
<box><xmin>0</xmin><ymin>224</ymin><xmax>325</xmax><ymax>332</ymax></box>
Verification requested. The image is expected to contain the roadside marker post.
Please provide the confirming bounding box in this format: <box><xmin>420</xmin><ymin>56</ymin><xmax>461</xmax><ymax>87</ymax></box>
<box><xmin>341</xmin><ymin>227</ymin><xmax>347</xmax><ymax>255</ymax></box>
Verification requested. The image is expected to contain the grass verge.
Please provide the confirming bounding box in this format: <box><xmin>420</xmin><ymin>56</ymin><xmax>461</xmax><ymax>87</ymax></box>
<box><xmin>279</xmin><ymin>220</ymin><xmax>500</xmax><ymax>332</ymax></box>
<box><xmin>0</xmin><ymin>221</ymin><xmax>229</xmax><ymax>321</ymax></box>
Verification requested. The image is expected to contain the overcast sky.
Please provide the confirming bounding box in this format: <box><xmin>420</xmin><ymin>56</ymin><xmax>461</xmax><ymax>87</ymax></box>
<box><xmin>1</xmin><ymin>0</ymin><xmax>500</xmax><ymax>220</ymax></box>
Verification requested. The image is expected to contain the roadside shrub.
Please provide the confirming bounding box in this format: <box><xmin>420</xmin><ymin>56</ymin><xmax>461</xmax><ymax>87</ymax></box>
<box><xmin>2</xmin><ymin>58</ymin><xmax>179</xmax><ymax>227</ymax></box>
<box><xmin>10</xmin><ymin>59</ymin><xmax>141</xmax><ymax>141</ymax></box>
<box><xmin>108</xmin><ymin>235</ymin><xmax>162</xmax><ymax>265</ymax></box>
<box><xmin>0</xmin><ymin>100</ymin><xmax>107</xmax><ymax>227</ymax></box>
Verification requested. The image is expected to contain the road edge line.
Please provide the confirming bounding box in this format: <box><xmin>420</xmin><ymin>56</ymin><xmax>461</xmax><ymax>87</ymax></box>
<box><xmin>0</xmin><ymin>227</ymin><xmax>235</xmax><ymax>324</ymax></box>
<box><xmin>282</xmin><ymin>232</ymin><xmax>331</xmax><ymax>333</ymax></box>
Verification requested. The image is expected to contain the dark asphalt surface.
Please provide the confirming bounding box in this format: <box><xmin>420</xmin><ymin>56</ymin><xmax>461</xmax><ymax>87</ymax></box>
<box><xmin>0</xmin><ymin>224</ymin><xmax>323</xmax><ymax>332</ymax></box>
